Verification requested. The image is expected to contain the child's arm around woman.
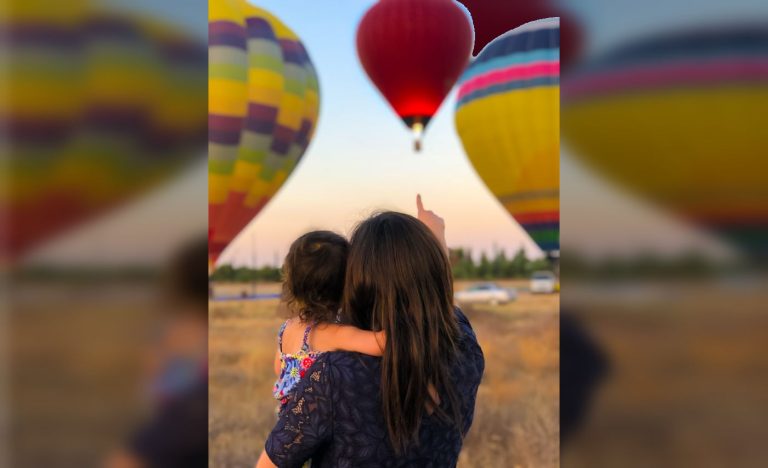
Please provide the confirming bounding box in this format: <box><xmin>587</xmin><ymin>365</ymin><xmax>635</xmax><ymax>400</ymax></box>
<box><xmin>274</xmin><ymin>320</ymin><xmax>385</xmax><ymax>378</ymax></box>
<box><xmin>311</xmin><ymin>322</ymin><xmax>385</xmax><ymax>356</ymax></box>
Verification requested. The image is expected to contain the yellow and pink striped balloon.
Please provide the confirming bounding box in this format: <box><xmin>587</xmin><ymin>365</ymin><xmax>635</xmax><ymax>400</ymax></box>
<box><xmin>455</xmin><ymin>18</ymin><xmax>560</xmax><ymax>255</ymax></box>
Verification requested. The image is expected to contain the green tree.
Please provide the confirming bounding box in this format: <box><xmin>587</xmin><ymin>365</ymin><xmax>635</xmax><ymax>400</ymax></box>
<box><xmin>211</xmin><ymin>264</ymin><xmax>235</xmax><ymax>281</ymax></box>
<box><xmin>511</xmin><ymin>247</ymin><xmax>528</xmax><ymax>277</ymax></box>
<box><xmin>477</xmin><ymin>252</ymin><xmax>491</xmax><ymax>279</ymax></box>
<box><xmin>491</xmin><ymin>250</ymin><xmax>507</xmax><ymax>278</ymax></box>
<box><xmin>450</xmin><ymin>247</ymin><xmax>477</xmax><ymax>279</ymax></box>
<box><xmin>525</xmin><ymin>258</ymin><xmax>551</xmax><ymax>275</ymax></box>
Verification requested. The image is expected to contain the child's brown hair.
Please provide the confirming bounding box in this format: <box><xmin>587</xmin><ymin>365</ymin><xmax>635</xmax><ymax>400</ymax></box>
<box><xmin>282</xmin><ymin>230</ymin><xmax>349</xmax><ymax>323</ymax></box>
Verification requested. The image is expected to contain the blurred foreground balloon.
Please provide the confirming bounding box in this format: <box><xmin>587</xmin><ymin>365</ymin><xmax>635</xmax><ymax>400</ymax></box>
<box><xmin>456</xmin><ymin>18</ymin><xmax>560</xmax><ymax>256</ymax></box>
<box><xmin>356</xmin><ymin>0</ymin><xmax>474</xmax><ymax>151</ymax></box>
<box><xmin>4</xmin><ymin>3</ymin><xmax>207</xmax><ymax>263</ymax></box>
<box><xmin>457</xmin><ymin>0</ymin><xmax>582</xmax><ymax>67</ymax></box>
<box><xmin>208</xmin><ymin>0</ymin><xmax>320</xmax><ymax>266</ymax></box>
<box><xmin>562</xmin><ymin>26</ymin><xmax>768</xmax><ymax>260</ymax></box>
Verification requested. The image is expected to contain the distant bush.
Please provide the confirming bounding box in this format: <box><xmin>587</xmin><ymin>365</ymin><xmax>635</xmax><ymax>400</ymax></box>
<box><xmin>559</xmin><ymin>250</ymin><xmax>734</xmax><ymax>279</ymax></box>
<box><xmin>212</xmin><ymin>247</ymin><xmax>557</xmax><ymax>282</ymax></box>
<box><xmin>210</xmin><ymin>264</ymin><xmax>282</xmax><ymax>283</ymax></box>
<box><xmin>451</xmin><ymin>247</ymin><xmax>552</xmax><ymax>279</ymax></box>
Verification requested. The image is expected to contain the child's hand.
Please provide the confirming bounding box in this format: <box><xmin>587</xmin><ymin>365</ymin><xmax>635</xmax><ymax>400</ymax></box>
<box><xmin>417</xmin><ymin>194</ymin><xmax>447</xmax><ymax>251</ymax></box>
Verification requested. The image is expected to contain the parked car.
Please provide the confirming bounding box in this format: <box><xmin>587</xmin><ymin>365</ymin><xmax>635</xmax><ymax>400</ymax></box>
<box><xmin>455</xmin><ymin>282</ymin><xmax>516</xmax><ymax>305</ymax></box>
<box><xmin>530</xmin><ymin>271</ymin><xmax>557</xmax><ymax>294</ymax></box>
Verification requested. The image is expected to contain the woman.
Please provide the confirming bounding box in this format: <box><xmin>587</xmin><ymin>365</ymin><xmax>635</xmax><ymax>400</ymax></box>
<box><xmin>257</xmin><ymin>198</ymin><xmax>485</xmax><ymax>467</ymax></box>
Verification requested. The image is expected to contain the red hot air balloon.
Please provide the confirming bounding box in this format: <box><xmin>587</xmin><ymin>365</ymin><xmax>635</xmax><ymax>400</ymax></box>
<box><xmin>458</xmin><ymin>0</ymin><xmax>583</xmax><ymax>67</ymax></box>
<box><xmin>356</xmin><ymin>0</ymin><xmax>474</xmax><ymax>151</ymax></box>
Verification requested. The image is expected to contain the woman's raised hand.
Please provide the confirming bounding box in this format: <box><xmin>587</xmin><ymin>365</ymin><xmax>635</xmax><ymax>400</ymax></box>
<box><xmin>416</xmin><ymin>194</ymin><xmax>447</xmax><ymax>252</ymax></box>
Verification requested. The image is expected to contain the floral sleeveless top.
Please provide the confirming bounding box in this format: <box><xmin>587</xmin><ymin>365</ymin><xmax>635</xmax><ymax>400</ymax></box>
<box><xmin>273</xmin><ymin>320</ymin><xmax>322</xmax><ymax>405</ymax></box>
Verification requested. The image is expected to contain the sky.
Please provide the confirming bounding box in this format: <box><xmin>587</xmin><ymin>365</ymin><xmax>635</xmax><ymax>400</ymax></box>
<box><xmin>29</xmin><ymin>0</ymin><xmax>765</xmax><ymax>267</ymax></box>
<box><xmin>218</xmin><ymin>0</ymin><xmax>543</xmax><ymax>267</ymax></box>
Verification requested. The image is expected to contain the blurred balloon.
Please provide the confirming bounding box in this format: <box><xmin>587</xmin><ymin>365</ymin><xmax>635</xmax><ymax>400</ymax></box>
<box><xmin>208</xmin><ymin>0</ymin><xmax>320</xmax><ymax>266</ymax></box>
<box><xmin>562</xmin><ymin>26</ymin><xmax>768</xmax><ymax>260</ymax></box>
<box><xmin>356</xmin><ymin>0</ymin><xmax>474</xmax><ymax>151</ymax></box>
<box><xmin>455</xmin><ymin>18</ymin><xmax>560</xmax><ymax>255</ymax></box>
<box><xmin>4</xmin><ymin>4</ymin><xmax>207</xmax><ymax>263</ymax></box>
<box><xmin>457</xmin><ymin>0</ymin><xmax>582</xmax><ymax>67</ymax></box>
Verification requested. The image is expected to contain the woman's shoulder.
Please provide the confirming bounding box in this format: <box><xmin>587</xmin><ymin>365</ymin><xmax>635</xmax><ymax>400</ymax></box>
<box><xmin>454</xmin><ymin>307</ymin><xmax>479</xmax><ymax>344</ymax></box>
<box><xmin>453</xmin><ymin>307</ymin><xmax>485</xmax><ymax>375</ymax></box>
<box><xmin>454</xmin><ymin>306</ymin><xmax>474</xmax><ymax>331</ymax></box>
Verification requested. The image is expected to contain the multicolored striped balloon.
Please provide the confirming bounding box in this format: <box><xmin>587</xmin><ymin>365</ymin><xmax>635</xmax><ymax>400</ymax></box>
<box><xmin>562</xmin><ymin>26</ymin><xmax>768</xmax><ymax>259</ymax></box>
<box><xmin>208</xmin><ymin>1</ymin><xmax>320</xmax><ymax>265</ymax></box>
<box><xmin>455</xmin><ymin>18</ymin><xmax>560</xmax><ymax>254</ymax></box>
<box><xmin>5</xmin><ymin>3</ymin><xmax>207</xmax><ymax>262</ymax></box>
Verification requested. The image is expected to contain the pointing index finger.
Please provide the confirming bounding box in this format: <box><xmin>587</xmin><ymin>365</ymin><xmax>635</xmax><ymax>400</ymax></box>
<box><xmin>416</xmin><ymin>194</ymin><xmax>424</xmax><ymax>213</ymax></box>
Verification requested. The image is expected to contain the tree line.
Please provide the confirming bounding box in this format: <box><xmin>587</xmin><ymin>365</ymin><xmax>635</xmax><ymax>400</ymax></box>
<box><xmin>210</xmin><ymin>247</ymin><xmax>553</xmax><ymax>282</ymax></box>
<box><xmin>450</xmin><ymin>247</ymin><xmax>551</xmax><ymax>279</ymax></box>
<box><xmin>210</xmin><ymin>264</ymin><xmax>282</xmax><ymax>282</ymax></box>
<box><xmin>560</xmin><ymin>250</ymin><xmax>731</xmax><ymax>279</ymax></box>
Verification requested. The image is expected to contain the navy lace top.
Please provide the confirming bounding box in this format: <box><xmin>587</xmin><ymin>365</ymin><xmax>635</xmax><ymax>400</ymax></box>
<box><xmin>265</xmin><ymin>308</ymin><xmax>485</xmax><ymax>468</ymax></box>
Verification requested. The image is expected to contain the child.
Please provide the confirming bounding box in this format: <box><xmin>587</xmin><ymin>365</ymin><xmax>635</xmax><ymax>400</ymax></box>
<box><xmin>272</xmin><ymin>230</ymin><xmax>385</xmax><ymax>406</ymax></box>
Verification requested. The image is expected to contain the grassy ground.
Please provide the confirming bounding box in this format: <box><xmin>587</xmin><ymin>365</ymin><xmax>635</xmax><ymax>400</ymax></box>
<box><xmin>9</xmin><ymin>282</ymin><xmax>158</xmax><ymax>467</ymax></box>
<box><xmin>561</xmin><ymin>281</ymin><xmax>768</xmax><ymax>468</ymax></box>
<box><xmin>209</xmin><ymin>280</ymin><xmax>559</xmax><ymax>467</ymax></box>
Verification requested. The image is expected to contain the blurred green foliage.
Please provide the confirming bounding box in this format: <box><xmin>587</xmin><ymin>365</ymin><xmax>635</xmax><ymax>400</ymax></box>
<box><xmin>211</xmin><ymin>247</ymin><xmax>553</xmax><ymax>282</ymax></box>
<box><xmin>451</xmin><ymin>247</ymin><xmax>552</xmax><ymax>279</ymax></box>
<box><xmin>210</xmin><ymin>264</ymin><xmax>283</xmax><ymax>282</ymax></box>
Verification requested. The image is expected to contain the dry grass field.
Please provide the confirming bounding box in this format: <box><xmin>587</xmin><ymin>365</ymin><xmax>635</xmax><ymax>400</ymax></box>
<box><xmin>561</xmin><ymin>281</ymin><xmax>768</xmax><ymax>468</ymax></box>
<box><xmin>13</xmin><ymin>278</ymin><xmax>765</xmax><ymax>466</ymax></box>
<box><xmin>209</xmin><ymin>280</ymin><xmax>560</xmax><ymax>467</ymax></box>
<box><xmin>9</xmin><ymin>282</ymin><xmax>159</xmax><ymax>466</ymax></box>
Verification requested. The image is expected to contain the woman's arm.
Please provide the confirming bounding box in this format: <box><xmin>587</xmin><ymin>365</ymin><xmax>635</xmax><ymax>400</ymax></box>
<box><xmin>312</xmin><ymin>324</ymin><xmax>385</xmax><ymax>356</ymax></box>
<box><xmin>416</xmin><ymin>194</ymin><xmax>447</xmax><ymax>252</ymax></box>
<box><xmin>261</xmin><ymin>357</ymin><xmax>333</xmax><ymax>466</ymax></box>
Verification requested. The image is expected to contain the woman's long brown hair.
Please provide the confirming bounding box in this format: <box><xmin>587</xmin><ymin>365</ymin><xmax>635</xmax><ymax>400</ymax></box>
<box><xmin>342</xmin><ymin>211</ymin><xmax>462</xmax><ymax>453</ymax></box>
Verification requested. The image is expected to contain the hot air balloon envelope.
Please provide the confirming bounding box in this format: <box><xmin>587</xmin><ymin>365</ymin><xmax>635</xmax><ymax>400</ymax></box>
<box><xmin>6</xmin><ymin>6</ymin><xmax>207</xmax><ymax>262</ymax></box>
<box><xmin>208</xmin><ymin>0</ymin><xmax>320</xmax><ymax>265</ymax></box>
<box><xmin>456</xmin><ymin>18</ymin><xmax>560</xmax><ymax>254</ymax></box>
<box><xmin>356</xmin><ymin>0</ymin><xmax>474</xmax><ymax>150</ymax></box>
<box><xmin>458</xmin><ymin>0</ymin><xmax>582</xmax><ymax>67</ymax></box>
<box><xmin>562</xmin><ymin>27</ymin><xmax>768</xmax><ymax>258</ymax></box>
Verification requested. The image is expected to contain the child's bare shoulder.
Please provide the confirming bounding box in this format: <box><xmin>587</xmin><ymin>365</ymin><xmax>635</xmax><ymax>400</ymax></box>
<box><xmin>283</xmin><ymin>319</ymin><xmax>306</xmax><ymax>334</ymax></box>
<box><xmin>313</xmin><ymin>322</ymin><xmax>345</xmax><ymax>333</ymax></box>
<box><xmin>280</xmin><ymin>319</ymin><xmax>309</xmax><ymax>353</ymax></box>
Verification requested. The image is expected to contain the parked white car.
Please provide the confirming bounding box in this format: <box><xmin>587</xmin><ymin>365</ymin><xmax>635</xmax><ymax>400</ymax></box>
<box><xmin>455</xmin><ymin>283</ymin><xmax>516</xmax><ymax>305</ymax></box>
<box><xmin>530</xmin><ymin>271</ymin><xmax>557</xmax><ymax>294</ymax></box>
